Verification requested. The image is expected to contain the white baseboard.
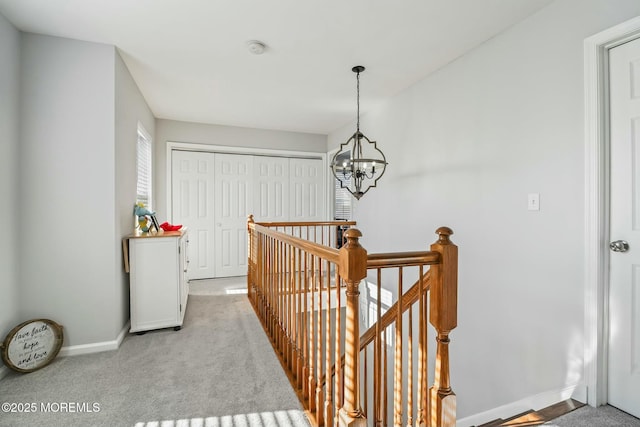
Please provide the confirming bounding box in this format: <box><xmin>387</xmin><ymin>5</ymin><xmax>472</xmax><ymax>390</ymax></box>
<box><xmin>58</xmin><ymin>321</ymin><xmax>130</xmax><ymax>357</ymax></box>
<box><xmin>457</xmin><ymin>383</ymin><xmax>587</xmax><ymax>427</ymax></box>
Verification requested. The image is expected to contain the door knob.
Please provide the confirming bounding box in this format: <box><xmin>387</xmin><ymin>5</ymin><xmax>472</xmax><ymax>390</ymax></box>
<box><xmin>609</xmin><ymin>240</ymin><xmax>630</xmax><ymax>252</ymax></box>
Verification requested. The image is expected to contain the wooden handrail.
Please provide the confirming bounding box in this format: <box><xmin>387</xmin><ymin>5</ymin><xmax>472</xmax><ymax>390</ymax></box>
<box><xmin>367</xmin><ymin>251</ymin><xmax>440</xmax><ymax>268</ymax></box>
<box><xmin>256</xmin><ymin>220</ymin><xmax>357</xmax><ymax>227</ymax></box>
<box><xmin>251</xmin><ymin>223</ymin><xmax>341</xmax><ymax>264</ymax></box>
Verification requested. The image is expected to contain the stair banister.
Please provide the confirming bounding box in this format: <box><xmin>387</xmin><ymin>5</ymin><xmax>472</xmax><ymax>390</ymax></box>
<box><xmin>429</xmin><ymin>227</ymin><xmax>458</xmax><ymax>427</ymax></box>
<box><xmin>338</xmin><ymin>228</ymin><xmax>368</xmax><ymax>427</ymax></box>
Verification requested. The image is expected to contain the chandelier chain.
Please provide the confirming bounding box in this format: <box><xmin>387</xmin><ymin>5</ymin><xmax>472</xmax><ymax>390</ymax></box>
<box><xmin>356</xmin><ymin>70</ymin><xmax>360</xmax><ymax>134</ymax></box>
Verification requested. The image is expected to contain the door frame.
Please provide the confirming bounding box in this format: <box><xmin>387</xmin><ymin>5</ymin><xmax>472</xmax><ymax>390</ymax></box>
<box><xmin>166</xmin><ymin>141</ymin><xmax>329</xmax><ymax>223</ymax></box>
<box><xmin>584</xmin><ymin>15</ymin><xmax>640</xmax><ymax>407</ymax></box>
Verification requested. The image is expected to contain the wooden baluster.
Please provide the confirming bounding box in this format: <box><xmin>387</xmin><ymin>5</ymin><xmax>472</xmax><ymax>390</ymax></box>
<box><xmin>283</xmin><ymin>242</ymin><xmax>288</xmax><ymax>362</ymax></box>
<box><xmin>364</xmin><ymin>347</ymin><xmax>368</xmax><ymax>418</ymax></box>
<box><xmin>394</xmin><ymin>268</ymin><xmax>404</xmax><ymax>427</ymax></box>
<box><xmin>287</xmin><ymin>245</ymin><xmax>295</xmax><ymax>373</ymax></box>
<box><xmin>375</xmin><ymin>268</ymin><xmax>382</xmax><ymax>427</ymax></box>
<box><xmin>338</xmin><ymin>228</ymin><xmax>367</xmax><ymax>427</ymax></box>
<box><xmin>272</xmin><ymin>237</ymin><xmax>277</xmax><ymax>340</ymax></box>
<box><xmin>286</xmin><ymin>243</ymin><xmax>292</xmax><ymax>369</ymax></box>
<box><xmin>407</xmin><ymin>303</ymin><xmax>413</xmax><ymax>427</ymax></box>
<box><xmin>325</xmin><ymin>259</ymin><xmax>334</xmax><ymax>426</ymax></box>
<box><xmin>384</xmin><ymin>325</ymin><xmax>388</xmax><ymax>426</ymax></box>
<box><xmin>297</xmin><ymin>248</ymin><xmax>304</xmax><ymax>390</ymax></box>
<box><xmin>429</xmin><ymin>227</ymin><xmax>457</xmax><ymax>427</ymax></box>
<box><xmin>309</xmin><ymin>255</ymin><xmax>316</xmax><ymax>413</ymax></box>
<box><xmin>278</xmin><ymin>241</ymin><xmax>283</xmax><ymax>356</ymax></box>
<box><xmin>303</xmin><ymin>251</ymin><xmax>310</xmax><ymax>400</ymax></box>
<box><xmin>417</xmin><ymin>266</ymin><xmax>427</xmax><ymax>427</ymax></box>
<box><xmin>334</xmin><ymin>265</ymin><xmax>343</xmax><ymax>427</ymax></box>
<box><xmin>316</xmin><ymin>256</ymin><xmax>325</xmax><ymax>426</ymax></box>
<box><xmin>291</xmin><ymin>246</ymin><xmax>297</xmax><ymax>377</ymax></box>
<box><xmin>276</xmin><ymin>238</ymin><xmax>281</xmax><ymax>345</ymax></box>
<box><xmin>267</xmin><ymin>237</ymin><xmax>272</xmax><ymax>336</ymax></box>
<box><xmin>260</xmin><ymin>233</ymin><xmax>265</xmax><ymax>323</ymax></box>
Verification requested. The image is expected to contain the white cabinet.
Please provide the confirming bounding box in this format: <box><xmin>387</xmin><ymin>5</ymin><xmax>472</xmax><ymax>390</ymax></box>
<box><xmin>127</xmin><ymin>230</ymin><xmax>189</xmax><ymax>333</ymax></box>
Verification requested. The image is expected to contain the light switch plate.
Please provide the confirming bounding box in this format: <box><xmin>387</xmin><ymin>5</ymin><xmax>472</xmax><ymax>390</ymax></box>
<box><xmin>528</xmin><ymin>193</ymin><xmax>540</xmax><ymax>211</ymax></box>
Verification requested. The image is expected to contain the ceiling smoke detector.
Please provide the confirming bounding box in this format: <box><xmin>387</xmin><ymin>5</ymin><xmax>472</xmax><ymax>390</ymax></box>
<box><xmin>247</xmin><ymin>40</ymin><xmax>266</xmax><ymax>55</ymax></box>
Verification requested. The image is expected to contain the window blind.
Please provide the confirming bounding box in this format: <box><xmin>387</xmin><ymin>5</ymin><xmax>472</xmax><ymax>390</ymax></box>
<box><xmin>334</xmin><ymin>177</ymin><xmax>352</xmax><ymax>220</ymax></box>
<box><xmin>136</xmin><ymin>124</ymin><xmax>152</xmax><ymax>209</ymax></box>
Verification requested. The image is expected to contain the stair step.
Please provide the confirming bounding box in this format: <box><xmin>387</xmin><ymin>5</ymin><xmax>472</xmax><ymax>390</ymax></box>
<box><xmin>475</xmin><ymin>399</ymin><xmax>585</xmax><ymax>427</ymax></box>
<box><xmin>477</xmin><ymin>410</ymin><xmax>534</xmax><ymax>427</ymax></box>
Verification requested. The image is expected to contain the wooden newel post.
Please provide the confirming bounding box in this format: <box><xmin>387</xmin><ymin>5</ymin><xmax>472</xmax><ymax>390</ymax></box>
<box><xmin>429</xmin><ymin>226</ymin><xmax>458</xmax><ymax>427</ymax></box>
<box><xmin>338</xmin><ymin>228</ymin><xmax>368</xmax><ymax>427</ymax></box>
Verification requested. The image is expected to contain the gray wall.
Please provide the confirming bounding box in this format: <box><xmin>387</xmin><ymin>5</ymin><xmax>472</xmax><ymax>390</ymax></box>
<box><xmin>115</xmin><ymin>51</ymin><xmax>155</xmax><ymax>333</ymax></box>
<box><xmin>17</xmin><ymin>34</ymin><xmax>153</xmax><ymax>347</ymax></box>
<box><xmin>328</xmin><ymin>0</ymin><xmax>640</xmax><ymax>420</ymax></box>
<box><xmin>0</xmin><ymin>13</ymin><xmax>20</xmax><ymax>347</ymax></box>
<box><xmin>154</xmin><ymin>119</ymin><xmax>327</xmax><ymax>220</ymax></box>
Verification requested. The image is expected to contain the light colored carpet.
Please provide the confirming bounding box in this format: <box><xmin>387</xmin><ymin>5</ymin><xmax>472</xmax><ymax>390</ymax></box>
<box><xmin>0</xmin><ymin>280</ymin><xmax>310</xmax><ymax>427</ymax></box>
<box><xmin>544</xmin><ymin>404</ymin><xmax>640</xmax><ymax>426</ymax></box>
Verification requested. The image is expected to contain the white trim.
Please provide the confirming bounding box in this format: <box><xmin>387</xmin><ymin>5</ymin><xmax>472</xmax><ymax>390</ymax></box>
<box><xmin>58</xmin><ymin>321</ymin><xmax>130</xmax><ymax>357</ymax></box>
<box><xmin>456</xmin><ymin>383</ymin><xmax>587</xmax><ymax>427</ymax></box>
<box><xmin>165</xmin><ymin>141</ymin><xmax>329</xmax><ymax>222</ymax></box>
<box><xmin>584</xmin><ymin>15</ymin><xmax>640</xmax><ymax>408</ymax></box>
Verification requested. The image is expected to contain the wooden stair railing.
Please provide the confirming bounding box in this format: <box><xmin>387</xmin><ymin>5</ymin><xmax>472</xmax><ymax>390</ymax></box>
<box><xmin>247</xmin><ymin>216</ymin><xmax>458</xmax><ymax>427</ymax></box>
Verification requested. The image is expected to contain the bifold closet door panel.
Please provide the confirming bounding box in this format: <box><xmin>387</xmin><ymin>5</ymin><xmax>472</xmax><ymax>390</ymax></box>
<box><xmin>171</xmin><ymin>150</ymin><xmax>215</xmax><ymax>280</ymax></box>
<box><xmin>289</xmin><ymin>157</ymin><xmax>325</xmax><ymax>222</ymax></box>
<box><xmin>214</xmin><ymin>153</ymin><xmax>254</xmax><ymax>278</ymax></box>
<box><xmin>253</xmin><ymin>156</ymin><xmax>290</xmax><ymax>222</ymax></box>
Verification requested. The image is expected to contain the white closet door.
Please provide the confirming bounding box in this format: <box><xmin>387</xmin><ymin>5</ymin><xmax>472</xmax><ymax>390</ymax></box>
<box><xmin>289</xmin><ymin>158</ymin><xmax>325</xmax><ymax>221</ymax></box>
<box><xmin>608</xmin><ymin>36</ymin><xmax>640</xmax><ymax>418</ymax></box>
<box><xmin>254</xmin><ymin>156</ymin><xmax>290</xmax><ymax>222</ymax></box>
<box><xmin>171</xmin><ymin>150</ymin><xmax>215</xmax><ymax>280</ymax></box>
<box><xmin>214</xmin><ymin>153</ymin><xmax>253</xmax><ymax>277</ymax></box>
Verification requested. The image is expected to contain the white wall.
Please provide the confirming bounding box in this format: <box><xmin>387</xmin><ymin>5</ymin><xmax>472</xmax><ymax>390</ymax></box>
<box><xmin>115</xmin><ymin>51</ymin><xmax>155</xmax><ymax>333</ymax></box>
<box><xmin>154</xmin><ymin>119</ymin><xmax>327</xmax><ymax>220</ymax></box>
<box><xmin>328</xmin><ymin>0</ymin><xmax>640</xmax><ymax>421</ymax></box>
<box><xmin>18</xmin><ymin>34</ymin><xmax>119</xmax><ymax>347</ymax></box>
<box><xmin>0</xmin><ymin>13</ymin><xmax>20</xmax><ymax>347</ymax></box>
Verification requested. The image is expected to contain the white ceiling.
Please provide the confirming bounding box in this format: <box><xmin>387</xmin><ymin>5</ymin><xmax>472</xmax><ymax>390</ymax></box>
<box><xmin>0</xmin><ymin>0</ymin><xmax>554</xmax><ymax>135</ymax></box>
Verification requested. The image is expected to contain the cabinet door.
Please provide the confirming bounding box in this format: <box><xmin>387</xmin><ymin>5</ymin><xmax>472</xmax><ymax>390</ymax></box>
<box><xmin>178</xmin><ymin>234</ymin><xmax>189</xmax><ymax>322</ymax></box>
<box><xmin>130</xmin><ymin>238</ymin><xmax>179</xmax><ymax>332</ymax></box>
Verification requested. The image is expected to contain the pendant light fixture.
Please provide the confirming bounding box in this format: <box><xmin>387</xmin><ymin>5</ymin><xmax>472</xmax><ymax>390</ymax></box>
<box><xmin>330</xmin><ymin>66</ymin><xmax>387</xmax><ymax>200</ymax></box>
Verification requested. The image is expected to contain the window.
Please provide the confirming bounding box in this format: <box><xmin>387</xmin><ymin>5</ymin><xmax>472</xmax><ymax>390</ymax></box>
<box><xmin>136</xmin><ymin>123</ymin><xmax>152</xmax><ymax>209</ymax></box>
<box><xmin>334</xmin><ymin>177</ymin><xmax>352</xmax><ymax>220</ymax></box>
<box><xmin>332</xmin><ymin>150</ymin><xmax>352</xmax><ymax>220</ymax></box>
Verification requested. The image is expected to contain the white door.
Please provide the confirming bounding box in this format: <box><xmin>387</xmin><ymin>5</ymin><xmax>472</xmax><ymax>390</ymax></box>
<box><xmin>608</xmin><ymin>36</ymin><xmax>640</xmax><ymax>418</ymax></box>
<box><xmin>254</xmin><ymin>156</ymin><xmax>289</xmax><ymax>222</ymax></box>
<box><xmin>214</xmin><ymin>153</ymin><xmax>253</xmax><ymax>277</ymax></box>
<box><xmin>171</xmin><ymin>150</ymin><xmax>215</xmax><ymax>280</ymax></box>
<box><xmin>289</xmin><ymin>158</ymin><xmax>325</xmax><ymax>221</ymax></box>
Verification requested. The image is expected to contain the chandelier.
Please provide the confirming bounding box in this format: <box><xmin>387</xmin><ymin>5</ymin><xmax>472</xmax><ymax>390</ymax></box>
<box><xmin>330</xmin><ymin>66</ymin><xmax>387</xmax><ymax>200</ymax></box>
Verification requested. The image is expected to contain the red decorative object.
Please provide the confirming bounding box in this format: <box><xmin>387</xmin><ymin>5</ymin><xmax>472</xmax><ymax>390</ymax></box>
<box><xmin>160</xmin><ymin>222</ymin><xmax>182</xmax><ymax>231</ymax></box>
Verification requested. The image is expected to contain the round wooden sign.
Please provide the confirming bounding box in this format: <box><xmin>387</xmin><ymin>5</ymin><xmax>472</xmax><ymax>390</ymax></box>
<box><xmin>0</xmin><ymin>319</ymin><xmax>64</xmax><ymax>373</ymax></box>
